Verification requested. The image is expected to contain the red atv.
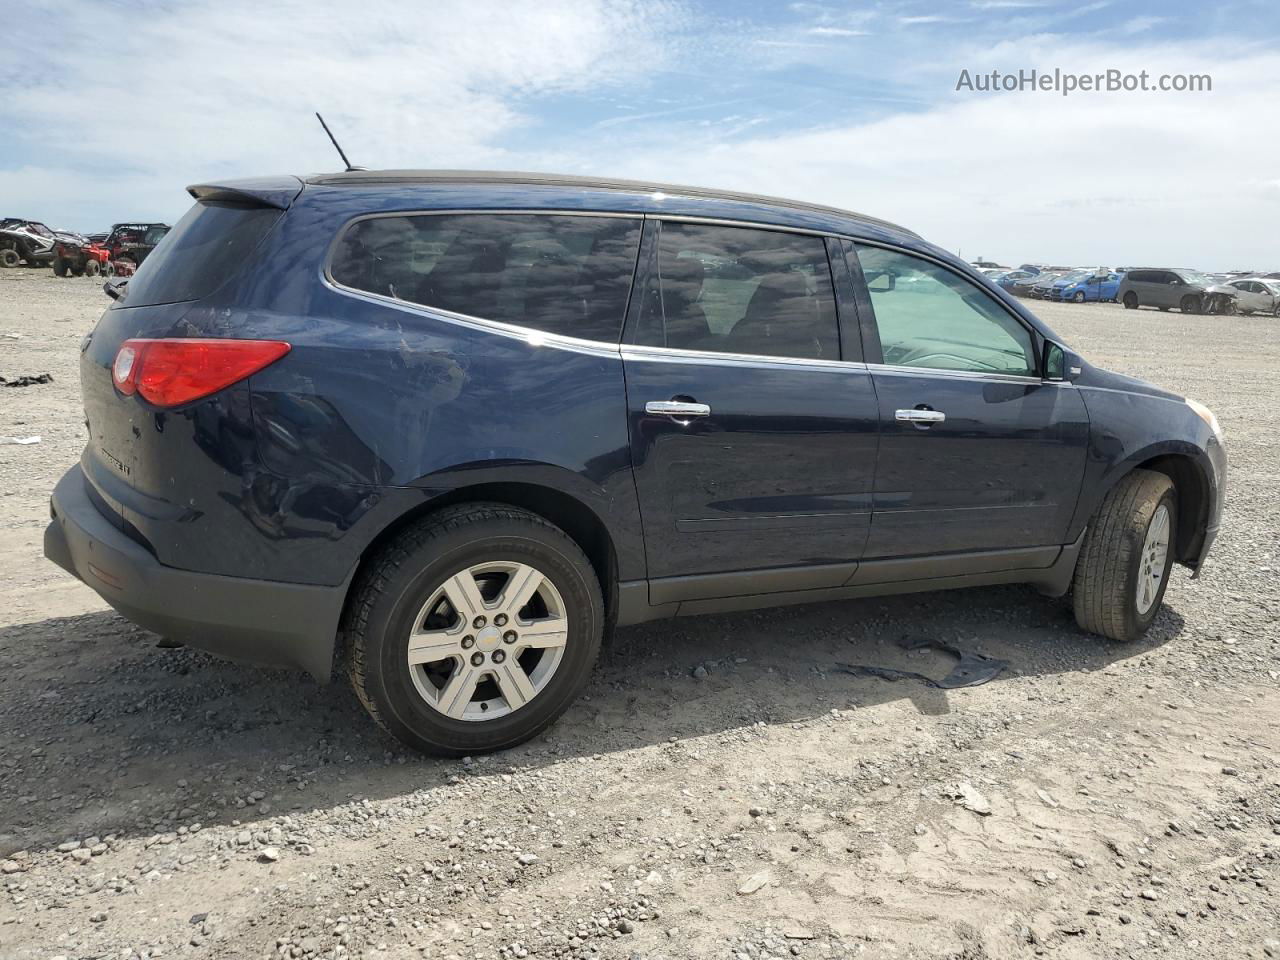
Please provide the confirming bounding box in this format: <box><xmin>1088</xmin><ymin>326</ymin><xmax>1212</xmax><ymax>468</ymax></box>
<box><xmin>52</xmin><ymin>237</ymin><xmax>114</xmax><ymax>277</ymax></box>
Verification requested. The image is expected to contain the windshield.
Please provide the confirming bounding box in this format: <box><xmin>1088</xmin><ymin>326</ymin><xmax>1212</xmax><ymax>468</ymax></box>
<box><xmin>1178</xmin><ymin>271</ymin><xmax>1213</xmax><ymax>285</ymax></box>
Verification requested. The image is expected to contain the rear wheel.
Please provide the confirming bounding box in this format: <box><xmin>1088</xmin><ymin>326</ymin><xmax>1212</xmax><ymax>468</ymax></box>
<box><xmin>52</xmin><ymin>257</ymin><xmax>69</xmax><ymax>277</ymax></box>
<box><xmin>1180</xmin><ymin>295</ymin><xmax>1202</xmax><ymax>315</ymax></box>
<box><xmin>102</xmin><ymin>260</ymin><xmax>115</xmax><ymax>277</ymax></box>
<box><xmin>344</xmin><ymin>503</ymin><xmax>604</xmax><ymax>756</ymax></box>
<box><xmin>1122</xmin><ymin>292</ymin><xmax>1138</xmax><ymax>309</ymax></box>
<box><xmin>1072</xmin><ymin>469</ymin><xmax>1176</xmax><ymax>643</ymax></box>
<box><xmin>0</xmin><ymin>248</ymin><xmax>19</xmax><ymax>268</ymax></box>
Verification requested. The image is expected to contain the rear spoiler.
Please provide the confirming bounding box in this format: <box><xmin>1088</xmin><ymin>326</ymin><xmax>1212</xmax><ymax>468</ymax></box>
<box><xmin>186</xmin><ymin>176</ymin><xmax>304</xmax><ymax>210</ymax></box>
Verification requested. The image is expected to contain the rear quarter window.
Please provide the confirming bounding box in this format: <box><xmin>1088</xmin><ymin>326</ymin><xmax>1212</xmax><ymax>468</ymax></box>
<box><xmin>328</xmin><ymin>213</ymin><xmax>642</xmax><ymax>343</ymax></box>
<box><xmin>120</xmin><ymin>201</ymin><xmax>282</xmax><ymax>307</ymax></box>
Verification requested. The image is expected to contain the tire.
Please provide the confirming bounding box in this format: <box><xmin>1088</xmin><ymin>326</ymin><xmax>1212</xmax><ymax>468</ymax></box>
<box><xmin>1072</xmin><ymin>291</ymin><xmax>1086</xmax><ymax>303</ymax></box>
<box><xmin>1180</xmin><ymin>295</ymin><xmax>1201</xmax><ymax>315</ymax></box>
<box><xmin>84</xmin><ymin>259</ymin><xmax>100</xmax><ymax>277</ymax></box>
<box><xmin>1072</xmin><ymin>469</ymin><xmax>1177</xmax><ymax>643</ymax></box>
<box><xmin>0</xmin><ymin>248</ymin><xmax>19</xmax><ymax>268</ymax></box>
<box><xmin>102</xmin><ymin>261</ymin><xmax>115</xmax><ymax>277</ymax></box>
<box><xmin>1273</xmin><ymin>302</ymin><xmax>1280</xmax><ymax>318</ymax></box>
<box><xmin>344</xmin><ymin>503</ymin><xmax>604</xmax><ymax>756</ymax></box>
<box><xmin>52</xmin><ymin>257</ymin><xmax>69</xmax><ymax>277</ymax></box>
<box><xmin>1122</xmin><ymin>292</ymin><xmax>1138</xmax><ymax>309</ymax></box>
<box><xmin>1158</xmin><ymin>306</ymin><xmax>1170</xmax><ymax>312</ymax></box>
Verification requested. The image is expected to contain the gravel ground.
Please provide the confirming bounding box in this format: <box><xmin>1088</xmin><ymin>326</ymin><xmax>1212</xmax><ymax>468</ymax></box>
<box><xmin>1</xmin><ymin>270</ymin><xmax>1277</xmax><ymax>960</ymax></box>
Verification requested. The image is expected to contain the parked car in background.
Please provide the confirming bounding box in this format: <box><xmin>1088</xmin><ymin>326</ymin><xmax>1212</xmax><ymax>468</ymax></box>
<box><xmin>993</xmin><ymin>268</ymin><xmax>1038</xmax><ymax>291</ymax></box>
<box><xmin>1225</xmin><ymin>278</ymin><xmax>1280</xmax><ymax>316</ymax></box>
<box><xmin>1032</xmin><ymin>270</ymin><xmax>1083</xmax><ymax>299</ymax></box>
<box><xmin>1011</xmin><ymin>271</ymin><xmax>1062</xmax><ymax>297</ymax></box>
<box><xmin>44</xmin><ymin>170</ymin><xmax>1225</xmax><ymax>755</ymax></box>
<box><xmin>1057</xmin><ymin>270</ymin><xmax>1124</xmax><ymax>303</ymax></box>
<box><xmin>1118</xmin><ymin>268</ymin><xmax>1221</xmax><ymax>314</ymax></box>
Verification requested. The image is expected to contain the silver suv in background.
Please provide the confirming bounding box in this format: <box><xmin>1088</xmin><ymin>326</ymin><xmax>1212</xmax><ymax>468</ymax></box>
<box><xmin>1117</xmin><ymin>268</ymin><xmax>1218</xmax><ymax>314</ymax></box>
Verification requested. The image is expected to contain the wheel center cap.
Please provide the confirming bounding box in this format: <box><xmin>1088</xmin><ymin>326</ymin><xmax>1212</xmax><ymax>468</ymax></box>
<box><xmin>476</xmin><ymin>626</ymin><xmax>502</xmax><ymax>650</ymax></box>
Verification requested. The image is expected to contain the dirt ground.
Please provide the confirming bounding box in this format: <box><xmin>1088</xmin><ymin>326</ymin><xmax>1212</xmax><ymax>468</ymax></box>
<box><xmin>1</xmin><ymin>270</ymin><xmax>1277</xmax><ymax>960</ymax></box>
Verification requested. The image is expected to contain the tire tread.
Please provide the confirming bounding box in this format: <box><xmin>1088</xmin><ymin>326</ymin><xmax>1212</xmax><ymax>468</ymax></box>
<box><xmin>1072</xmin><ymin>469</ymin><xmax>1174</xmax><ymax>641</ymax></box>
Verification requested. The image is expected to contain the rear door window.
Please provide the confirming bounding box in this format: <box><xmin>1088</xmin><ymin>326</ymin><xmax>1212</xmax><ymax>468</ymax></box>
<box><xmin>330</xmin><ymin>213</ymin><xmax>642</xmax><ymax>343</ymax></box>
<box><xmin>630</xmin><ymin>221</ymin><xmax>839</xmax><ymax>361</ymax></box>
<box><xmin>121</xmin><ymin>202</ymin><xmax>282</xmax><ymax>307</ymax></box>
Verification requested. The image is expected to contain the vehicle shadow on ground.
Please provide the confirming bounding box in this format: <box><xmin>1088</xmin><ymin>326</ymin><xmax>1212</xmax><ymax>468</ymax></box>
<box><xmin>0</xmin><ymin>584</ymin><xmax>1185</xmax><ymax>857</ymax></box>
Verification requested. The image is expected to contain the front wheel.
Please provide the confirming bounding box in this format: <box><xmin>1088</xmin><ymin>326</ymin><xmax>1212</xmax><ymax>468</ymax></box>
<box><xmin>1180</xmin><ymin>295</ymin><xmax>1201</xmax><ymax>315</ymax></box>
<box><xmin>344</xmin><ymin>503</ymin><xmax>604</xmax><ymax>756</ymax></box>
<box><xmin>1072</xmin><ymin>469</ymin><xmax>1176</xmax><ymax>642</ymax></box>
<box><xmin>52</xmin><ymin>257</ymin><xmax>69</xmax><ymax>277</ymax></box>
<box><xmin>0</xmin><ymin>248</ymin><xmax>19</xmax><ymax>268</ymax></box>
<box><xmin>1072</xmin><ymin>291</ymin><xmax>1086</xmax><ymax>303</ymax></box>
<box><xmin>84</xmin><ymin>259</ymin><xmax>101</xmax><ymax>277</ymax></box>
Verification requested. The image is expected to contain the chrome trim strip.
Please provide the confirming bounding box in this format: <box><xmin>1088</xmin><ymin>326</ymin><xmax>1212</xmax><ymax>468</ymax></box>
<box><xmin>652</xmin><ymin>213</ymin><xmax>834</xmax><ymax>240</ymax></box>
<box><xmin>620</xmin><ymin>342</ymin><xmax>869</xmax><ymax>371</ymax></box>
<box><xmin>869</xmin><ymin>362</ymin><xmax>1045</xmax><ymax>385</ymax></box>
<box><xmin>320</xmin><ymin>281</ymin><xmax>625</xmax><ymax>360</ymax></box>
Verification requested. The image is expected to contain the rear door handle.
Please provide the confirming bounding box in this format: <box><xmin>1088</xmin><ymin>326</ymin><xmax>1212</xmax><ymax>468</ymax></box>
<box><xmin>895</xmin><ymin>408</ymin><xmax>946</xmax><ymax>423</ymax></box>
<box><xmin>646</xmin><ymin>400</ymin><xmax>711</xmax><ymax>419</ymax></box>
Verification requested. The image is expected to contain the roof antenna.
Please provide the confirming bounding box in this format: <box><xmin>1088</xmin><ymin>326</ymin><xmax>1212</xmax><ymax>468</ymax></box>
<box><xmin>316</xmin><ymin>112</ymin><xmax>362</xmax><ymax>171</ymax></box>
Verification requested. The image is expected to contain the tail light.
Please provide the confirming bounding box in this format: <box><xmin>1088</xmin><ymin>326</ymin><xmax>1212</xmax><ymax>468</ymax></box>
<box><xmin>112</xmin><ymin>338</ymin><xmax>290</xmax><ymax>407</ymax></box>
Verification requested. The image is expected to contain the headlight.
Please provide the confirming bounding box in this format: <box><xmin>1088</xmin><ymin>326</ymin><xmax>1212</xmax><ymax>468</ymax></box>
<box><xmin>1186</xmin><ymin>398</ymin><xmax>1223</xmax><ymax>439</ymax></box>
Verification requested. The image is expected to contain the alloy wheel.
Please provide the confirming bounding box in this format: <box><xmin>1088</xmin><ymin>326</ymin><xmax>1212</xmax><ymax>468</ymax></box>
<box><xmin>406</xmin><ymin>561</ymin><xmax>568</xmax><ymax>721</ymax></box>
<box><xmin>1135</xmin><ymin>504</ymin><xmax>1171</xmax><ymax>615</ymax></box>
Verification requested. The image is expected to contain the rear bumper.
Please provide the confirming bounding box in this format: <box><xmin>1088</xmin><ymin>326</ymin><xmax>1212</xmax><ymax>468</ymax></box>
<box><xmin>44</xmin><ymin>464</ymin><xmax>344</xmax><ymax>680</ymax></box>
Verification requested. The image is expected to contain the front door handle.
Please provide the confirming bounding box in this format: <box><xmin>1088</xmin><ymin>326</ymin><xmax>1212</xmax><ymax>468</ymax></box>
<box><xmin>646</xmin><ymin>400</ymin><xmax>711</xmax><ymax>419</ymax></box>
<box><xmin>895</xmin><ymin>408</ymin><xmax>946</xmax><ymax>423</ymax></box>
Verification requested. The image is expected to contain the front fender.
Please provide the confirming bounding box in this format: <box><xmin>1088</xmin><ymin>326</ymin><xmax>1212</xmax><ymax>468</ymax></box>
<box><xmin>1069</xmin><ymin>383</ymin><xmax>1224</xmax><ymax>567</ymax></box>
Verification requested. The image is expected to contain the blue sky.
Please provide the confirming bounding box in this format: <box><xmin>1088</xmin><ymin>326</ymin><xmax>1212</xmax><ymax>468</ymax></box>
<box><xmin>3</xmin><ymin>0</ymin><xmax>1278</xmax><ymax>268</ymax></box>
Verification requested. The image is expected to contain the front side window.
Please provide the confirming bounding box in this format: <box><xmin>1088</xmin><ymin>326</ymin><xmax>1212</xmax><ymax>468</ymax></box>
<box><xmin>330</xmin><ymin>213</ymin><xmax>641</xmax><ymax>343</ymax></box>
<box><xmin>632</xmin><ymin>221</ymin><xmax>839</xmax><ymax>361</ymax></box>
<box><xmin>853</xmin><ymin>244</ymin><xmax>1036</xmax><ymax>377</ymax></box>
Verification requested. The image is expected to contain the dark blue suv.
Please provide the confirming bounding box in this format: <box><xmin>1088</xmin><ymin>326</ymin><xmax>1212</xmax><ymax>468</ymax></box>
<box><xmin>44</xmin><ymin>171</ymin><xmax>1226</xmax><ymax>755</ymax></box>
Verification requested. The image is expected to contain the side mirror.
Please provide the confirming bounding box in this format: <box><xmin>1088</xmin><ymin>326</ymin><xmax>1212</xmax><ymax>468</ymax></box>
<box><xmin>1042</xmin><ymin>340</ymin><xmax>1081</xmax><ymax>382</ymax></box>
<box><xmin>866</xmin><ymin>271</ymin><xmax>896</xmax><ymax>293</ymax></box>
<box><xmin>103</xmin><ymin>277</ymin><xmax>128</xmax><ymax>301</ymax></box>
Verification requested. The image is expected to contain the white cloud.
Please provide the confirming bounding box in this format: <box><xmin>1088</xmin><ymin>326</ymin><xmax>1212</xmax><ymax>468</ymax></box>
<box><xmin>2</xmin><ymin>3</ymin><xmax>1276</xmax><ymax>269</ymax></box>
<box><xmin>575</xmin><ymin>40</ymin><xmax>1280</xmax><ymax>270</ymax></box>
<box><xmin>0</xmin><ymin>0</ymin><xmax>676</xmax><ymax>229</ymax></box>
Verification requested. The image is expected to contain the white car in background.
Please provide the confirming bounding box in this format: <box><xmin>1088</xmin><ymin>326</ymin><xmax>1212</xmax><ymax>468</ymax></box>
<box><xmin>1225</xmin><ymin>278</ymin><xmax>1280</xmax><ymax>316</ymax></box>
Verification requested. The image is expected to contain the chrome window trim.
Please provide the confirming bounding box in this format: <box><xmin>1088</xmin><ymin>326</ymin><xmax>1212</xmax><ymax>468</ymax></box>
<box><xmin>868</xmin><ymin>361</ymin><xmax>1067</xmax><ymax>386</ymax></box>
<box><xmin>621</xmin><ymin>342</ymin><xmax>868</xmax><ymax>371</ymax></box>
<box><xmin>319</xmin><ymin>207</ymin><xmax>1049</xmax><ymax>371</ymax></box>
<box><xmin>321</xmin><ymin>282</ymin><xmax>626</xmax><ymax>360</ymax></box>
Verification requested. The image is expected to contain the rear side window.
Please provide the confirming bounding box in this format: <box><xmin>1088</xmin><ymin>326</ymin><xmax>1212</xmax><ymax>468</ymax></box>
<box><xmin>330</xmin><ymin>214</ymin><xmax>642</xmax><ymax>343</ymax></box>
<box><xmin>631</xmin><ymin>221</ymin><xmax>839</xmax><ymax>361</ymax></box>
<box><xmin>122</xmin><ymin>201</ymin><xmax>281</xmax><ymax>307</ymax></box>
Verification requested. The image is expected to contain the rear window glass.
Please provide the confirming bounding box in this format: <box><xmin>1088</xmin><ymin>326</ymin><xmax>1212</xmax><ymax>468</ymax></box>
<box><xmin>329</xmin><ymin>213</ymin><xmax>642</xmax><ymax>343</ymax></box>
<box><xmin>121</xmin><ymin>201</ymin><xmax>281</xmax><ymax>307</ymax></box>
